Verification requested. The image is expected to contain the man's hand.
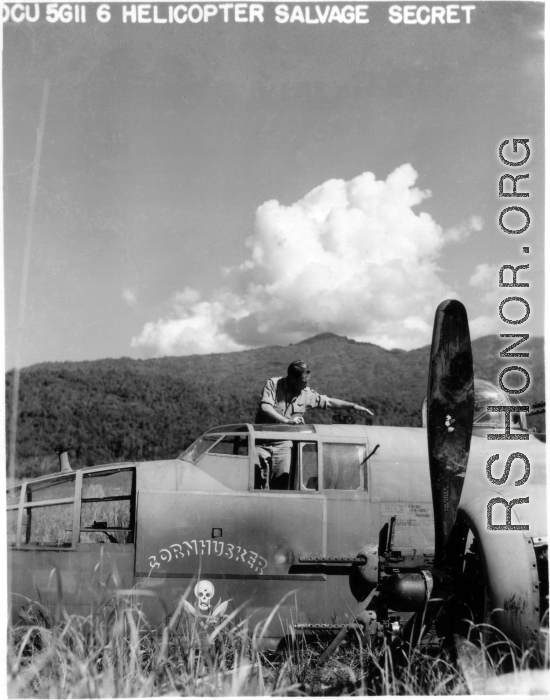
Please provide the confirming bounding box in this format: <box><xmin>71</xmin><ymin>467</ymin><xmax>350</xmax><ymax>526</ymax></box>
<box><xmin>354</xmin><ymin>404</ymin><xmax>374</xmax><ymax>416</ymax></box>
<box><xmin>260</xmin><ymin>404</ymin><xmax>305</xmax><ymax>425</ymax></box>
<box><xmin>326</xmin><ymin>397</ymin><xmax>374</xmax><ymax>416</ymax></box>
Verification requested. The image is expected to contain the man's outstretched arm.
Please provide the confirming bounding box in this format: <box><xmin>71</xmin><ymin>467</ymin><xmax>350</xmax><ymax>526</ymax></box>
<box><xmin>326</xmin><ymin>398</ymin><xmax>374</xmax><ymax>416</ymax></box>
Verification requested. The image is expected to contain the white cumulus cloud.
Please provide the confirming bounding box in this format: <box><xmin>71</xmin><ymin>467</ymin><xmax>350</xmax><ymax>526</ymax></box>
<box><xmin>132</xmin><ymin>164</ymin><xmax>482</xmax><ymax>357</ymax></box>
<box><xmin>134</xmin><ymin>288</ymin><xmax>244</xmax><ymax>356</ymax></box>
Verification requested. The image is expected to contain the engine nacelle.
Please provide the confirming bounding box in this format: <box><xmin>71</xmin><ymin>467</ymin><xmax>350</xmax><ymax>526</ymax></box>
<box><xmin>458</xmin><ymin>484</ymin><xmax>547</xmax><ymax>648</ymax></box>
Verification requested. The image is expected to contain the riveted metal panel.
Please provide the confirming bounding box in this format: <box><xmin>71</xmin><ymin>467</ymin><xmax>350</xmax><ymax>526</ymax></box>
<box><xmin>136</xmin><ymin>490</ymin><xmax>325</xmax><ymax>579</ymax></box>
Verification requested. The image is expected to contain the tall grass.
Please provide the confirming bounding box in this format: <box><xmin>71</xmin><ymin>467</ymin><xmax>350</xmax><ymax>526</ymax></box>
<box><xmin>7</xmin><ymin>594</ymin><xmax>549</xmax><ymax>697</ymax></box>
<box><xmin>8</xmin><ymin>593</ymin><xmax>289</xmax><ymax>698</ymax></box>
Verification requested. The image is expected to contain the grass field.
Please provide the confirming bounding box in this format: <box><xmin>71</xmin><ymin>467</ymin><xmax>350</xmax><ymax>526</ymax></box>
<box><xmin>7</xmin><ymin>593</ymin><xmax>549</xmax><ymax>697</ymax></box>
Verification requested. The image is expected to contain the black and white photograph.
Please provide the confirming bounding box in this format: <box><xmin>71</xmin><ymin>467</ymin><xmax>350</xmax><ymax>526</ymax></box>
<box><xmin>4</xmin><ymin>0</ymin><xmax>547</xmax><ymax>695</ymax></box>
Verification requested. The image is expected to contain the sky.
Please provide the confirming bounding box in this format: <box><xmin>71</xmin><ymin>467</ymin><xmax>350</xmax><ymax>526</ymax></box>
<box><xmin>4</xmin><ymin>1</ymin><xmax>545</xmax><ymax>369</ymax></box>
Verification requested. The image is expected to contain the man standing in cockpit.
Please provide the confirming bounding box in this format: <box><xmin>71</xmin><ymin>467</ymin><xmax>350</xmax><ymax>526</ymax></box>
<box><xmin>255</xmin><ymin>360</ymin><xmax>373</xmax><ymax>488</ymax></box>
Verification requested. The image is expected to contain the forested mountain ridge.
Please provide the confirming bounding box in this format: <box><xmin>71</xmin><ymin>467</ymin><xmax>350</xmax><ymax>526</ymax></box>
<box><xmin>6</xmin><ymin>334</ymin><xmax>544</xmax><ymax>479</ymax></box>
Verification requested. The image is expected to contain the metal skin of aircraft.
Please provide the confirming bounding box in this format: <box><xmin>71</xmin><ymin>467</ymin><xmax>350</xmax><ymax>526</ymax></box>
<box><xmin>6</xmin><ymin>301</ymin><xmax>548</xmax><ymax>656</ymax></box>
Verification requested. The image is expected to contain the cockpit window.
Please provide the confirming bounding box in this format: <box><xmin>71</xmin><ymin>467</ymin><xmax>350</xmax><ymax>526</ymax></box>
<box><xmin>474</xmin><ymin>378</ymin><xmax>509</xmax><ymax>411</ymax></box>
<box><xmin>322</xmin><ymin>443</ymin><xmax>366</xmax><ymax>490</ymax></box>
<box><xmin>254</xmin><ymin>424</ymin><xmax>316</xmax><ymax>434</ymax></box>
<box><xmin>422</xmin><ymin>377</ymin><xmax>528</xmax><ymax>431</ymax></box>
<box><xmin>209</xmin><ymin>435</ymin><xmax>248</xmax><ymax>456</ymax></box>
<box><xmin>301</xmin><ymin>443</ymin><xmax>319</xmax><ymax>490</ymax></box>
<box><xmin>178</xmin><ymin>436</ymin><xmax>221</xmax><ymax>463</ymax></box>
<box><xmin>473</xmin><ymin>378</ymin><xmax>527</xmax><ymax>429</ymax></box>
<box><xmin>180</xmin><ymin>434</ymin><xmax>249</xmax><ymax>490</ymax></box>
<box><xmin>179</xmin><ymin>434</ymin><xmax>248</xmax><ymax>463</ymax></box>
<box><xmin>206</xmin><ymin>425</ymin><xmax>248</xmax><ymax>434</ymax></box>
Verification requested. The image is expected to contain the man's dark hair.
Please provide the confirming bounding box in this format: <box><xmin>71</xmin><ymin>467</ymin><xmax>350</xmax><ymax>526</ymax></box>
<box><xmin>287</xmin><ymin>360</ymin><xmax>310</xmax><ymax>379</ymax></box>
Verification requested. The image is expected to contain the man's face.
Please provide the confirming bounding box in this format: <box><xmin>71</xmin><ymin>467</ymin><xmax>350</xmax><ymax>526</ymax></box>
<box><xmin>289</xmin><ymin>370</ymin><xmax>310</xmax><ymax>391</ymax></box>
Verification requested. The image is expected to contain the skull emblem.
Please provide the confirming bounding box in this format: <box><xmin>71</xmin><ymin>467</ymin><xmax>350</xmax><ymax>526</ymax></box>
<box><xmin>194</xmin><ymin>580</ymin><xmax>215</xmax><ymax>612</ymax></box>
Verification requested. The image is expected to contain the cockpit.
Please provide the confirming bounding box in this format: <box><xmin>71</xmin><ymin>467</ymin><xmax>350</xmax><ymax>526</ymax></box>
<box><xmin>472</xmin><ymin>377</ymin><xmax>528</xmax><ymax>431</ymax></box>
<box><xmin>178</xmin><ymin>424</ymin><xmax>369</xmax><ymax>493</ymax></box>
<box><xmin>421</xmin><ymin>377</ymin><xmax>529</xmax><ymax>436</ymax></box>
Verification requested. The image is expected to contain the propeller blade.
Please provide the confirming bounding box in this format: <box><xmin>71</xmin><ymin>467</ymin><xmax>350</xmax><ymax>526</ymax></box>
<box><xmin>427</xmin><ymin>300</ymin><xmax>474</xmax><ymax>566</ymax></box>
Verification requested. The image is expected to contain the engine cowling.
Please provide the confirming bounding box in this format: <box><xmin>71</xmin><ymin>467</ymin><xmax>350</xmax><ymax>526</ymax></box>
<box><xmin>457</xmin><ymin>484</ymin><xmax>547</xmax><ymax>648</ymax></box>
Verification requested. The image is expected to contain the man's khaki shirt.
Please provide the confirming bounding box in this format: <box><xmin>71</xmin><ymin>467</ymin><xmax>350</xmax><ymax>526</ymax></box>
<box><xmin>255</xmin><ymin>376</ymin><xmax>328</xmax><ymax>423</ymax></box>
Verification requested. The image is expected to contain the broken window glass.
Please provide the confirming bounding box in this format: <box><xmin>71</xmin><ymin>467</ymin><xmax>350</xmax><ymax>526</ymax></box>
<box><xmin>23</xmin><ymin>504</ymin><xmax>73</xmax><ymax>546</ymax></box>
<box><xmin>7</xmin><ymin>510</ymin><xmax>18</xmax><ymax>545</ymax></box>
<box><xmin>6</xmin><ymin>486</ymin><xmax>21</xmax><ymax>507</ymax></box>
<box><xmin>80</xmin><ymin>468</ymin><xmax>134</xmax><ymax>544</ymax></box>
<box><xmin>82</xmin><ymin>469</ymin><xmax>133</xmax><ymax>499</ymax></box>
<box><xmin>25</xmin><ymin>474</ymin><xmax>75</xmax><ymax>503</ymax></box>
